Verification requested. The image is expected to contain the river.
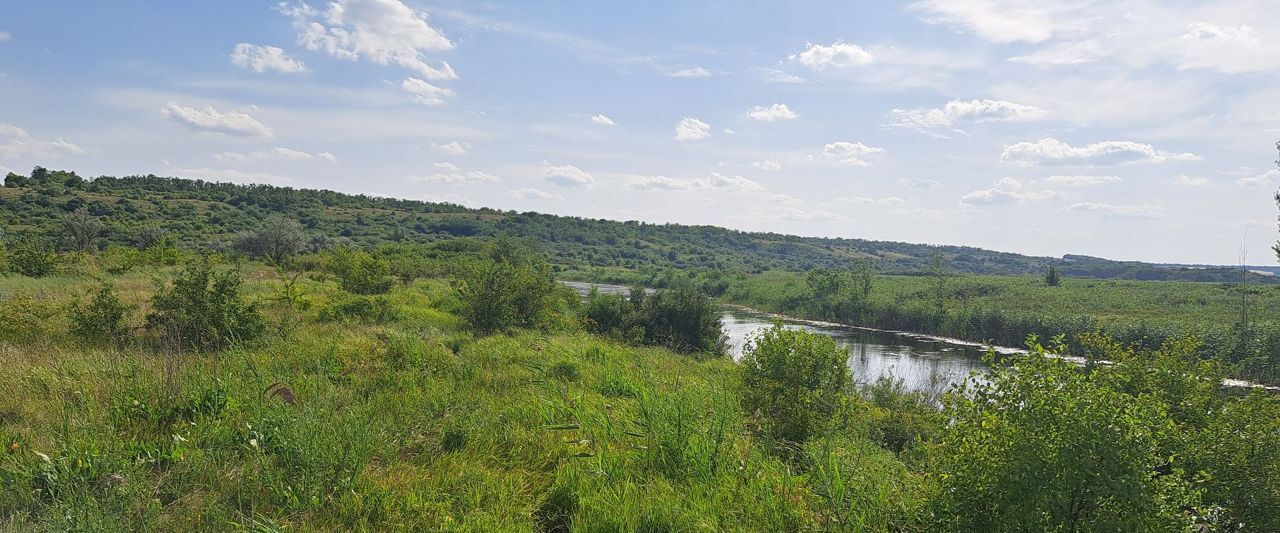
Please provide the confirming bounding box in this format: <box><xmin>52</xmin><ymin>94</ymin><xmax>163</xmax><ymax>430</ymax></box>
<box><xmin>563</xmin><ymin>281</ymin><xmax>989</xmax><ymax>394</ymax></box>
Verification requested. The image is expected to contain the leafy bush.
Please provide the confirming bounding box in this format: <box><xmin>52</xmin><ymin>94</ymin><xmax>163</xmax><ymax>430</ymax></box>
<box><xmin>69</xmin><ymin>283</ymin><xmax>134</xmax><ymax>345</ymax></box>
<box><xmin>316</xmin><ymin>295</ymin><xmax>397</xmax><ymax>324</ymax></box>
<box><xmin>8</xmin><ymin>238</ymin><xmax>57</xmax><ymax>278</ymax></box>
<box><xmin>740</xmin><ymin>325</ymin><xmax>849</xmax><ymax>447</ymax></box>
<box><xmin>145</xmin><ymin>261</ymin><xmax>266</xmax><ymax>351</ymax></box>
<box><xmin>234</xmin><ymin>214</ymin><xmax>306</xmax><ymax>265</ymax></box>
<box><xmin>99</xmin><ymin>245</ymin><xmax>143</xmax><ymax>274</ymax></box>
<box><xmin>458</xmin><ymin>239</ymin><xmax>564</xmax><ymax>334</ymax></box>
<box><xmin>327</xmin><ymin>247</ymin><xmax>393</xmax><ymax>295</ymax></box>
<box><xmin>584</xmin><ymin>285</ymin><xmax>724</xmax><ymax>355</ymax></box>
<box><xmin>0</xmin><ymin>291</ymin><xmax>64</xmax><ymax>341</ymax></box>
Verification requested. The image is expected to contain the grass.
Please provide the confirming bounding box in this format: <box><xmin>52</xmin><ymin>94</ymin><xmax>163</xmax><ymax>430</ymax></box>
<box><xmin>0</xmin><ymin>265</ymin><xmax>929</xmax><ymax>531</ymax></box>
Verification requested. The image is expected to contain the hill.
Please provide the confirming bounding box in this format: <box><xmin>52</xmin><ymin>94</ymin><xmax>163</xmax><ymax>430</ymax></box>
<box><xmin>1</xmin><ymin>167</ymin><xmax>1271</xmax><ymax>282</ymax></box>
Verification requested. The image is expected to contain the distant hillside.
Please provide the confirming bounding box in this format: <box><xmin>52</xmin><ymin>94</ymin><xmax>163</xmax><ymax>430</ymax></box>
<box><xmin>1</xmin><ymin>167</ymin><xmax>1273</xmax><ymax>283</ymax></box>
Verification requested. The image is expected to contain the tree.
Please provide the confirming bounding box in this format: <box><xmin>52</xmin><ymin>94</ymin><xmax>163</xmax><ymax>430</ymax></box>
<box><xmin>458</xmin><ymin>238</ymin><xmax>563</xmax><ymax>334</ymax></box>
<box><xmin>135</xmin><ymin>225</ymin><xmax>168</xmax><ymax>250</ymax></box>
<box><xmin>8</xmin><ymin>237</ymin><xmax>57</xmax><ymax>277</ymax></box>
<box><xmin>4</xmin><ymin>172</ymin><xmax>26</xmax><ymax>188</ymax></box>
<box><xmin>1044</xmin><ymin>264</ymin><xmax>1061</xmax><ymax>286</ymax></box>
<box><xmin>60</xmin><ymin>207</ymin><xmax>104</xmax><ymax>253</ymax></box>
<box><xmin>233</xmin><ymin>214</ymin><xmax>306</xmax><ymax>264</ymax></box>
<box><xmin>928</xmin><ymin>252</ymin><xmax>948</xmax><ymax>316</ymax></box>
<box><xmin>327</xmin><ymin>246</ymin><xmax>393</xmax><ymax>295</ymax></box>
<box><xmin>145</xmin><ymin>260</ymin><xmax>266</xmax><ymax>351</ymax></box>
<box><xmin>1273</xmin><ymin>140</ymin><xmax>1279</xmax><ymax>263</ymax></box>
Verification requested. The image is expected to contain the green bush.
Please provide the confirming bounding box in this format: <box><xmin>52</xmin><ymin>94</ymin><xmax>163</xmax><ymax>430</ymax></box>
<box><xmin>317</xmin><ymin>295</ymin><xmax>397</xmax><ymax>324</ymax></box>
<box><xmin>8</xmin><ymin>238</ymin><xmax>57</xmax><ymax>278</ymax></box>
<box><xmin>327</xmin><ymin>247</ymin><xmax>393</xmax><ymax>295</ymax></box>
<box><xmin>740</xmin><ymin>325</ymin><xmax>849</xmax><ymax>447</ymax></box>
<box><xmin>458</xmin><ymin>239</ymin><xmax>564</xmax><ymax>334</ymax></box>
<box><xmin>69</xmin><ymin>283</ymin><xmax>134</xmax><ymax>345</ymax></box>
<box><xmin>584</xmin><ymin>285</ymin><xmax>724</xmax><ymax>355</ymax></box>
<box><xmin>145</xmin><ymin>261</ymin><xmax>266</xmax><ymax>351</ymax></box>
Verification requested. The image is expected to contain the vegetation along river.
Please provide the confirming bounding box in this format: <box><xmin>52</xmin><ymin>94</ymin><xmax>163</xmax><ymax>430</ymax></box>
<box><xmin>563</xmin><ymin>281</ymin><xmax>990</xmax><ymax>394</ymax></box>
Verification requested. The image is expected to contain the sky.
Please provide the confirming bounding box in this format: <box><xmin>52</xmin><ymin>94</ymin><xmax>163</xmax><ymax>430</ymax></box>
<box><xmin>1</xmin><ymin>1</ymin><xmax>1279</xmax><ymax>265</ymax></box>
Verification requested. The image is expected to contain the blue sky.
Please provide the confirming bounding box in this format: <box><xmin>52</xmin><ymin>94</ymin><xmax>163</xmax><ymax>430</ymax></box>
<box><xmin>1</xmin><ymin>0</ymin><xmax>1278</xmax><ymax>264</ymax></box>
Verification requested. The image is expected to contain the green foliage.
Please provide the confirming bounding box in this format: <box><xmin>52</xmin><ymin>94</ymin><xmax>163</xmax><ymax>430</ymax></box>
<box><xmin>804</xmin><ymin>265</ymin><xmax>873</xmax><ymax>322</ymax></box>
<box><xmin>98</xmin><ymin>245</ymin><xmax>142</xmax><ymax>275</ymax></box>
<box><xmin>457</xmin><ymin>238</ymin><xmax>563</xmax><ymax>334</ymax></box>
<box><xmin>1045</xmin><ymin>264</ymin><xmax>1061</xmax><ymax>286</ymax></box>
<box><xmin>316</xmin><ymin>294</ymin><xmax>397</xmax><ymax>324</ymax></box>
<box><xmin>68</xmin><ymin>283</ymin><xmax>134</xmax><ymax>345</ymax></box>
<box><xmin>60</xmin><ymin>207</ymin><xmax>104</xmax><ymax>253</ymax></box>
<box><xmin>7</xmin><ymin>238</ymin><xmax>58</xmax><ymax>278</ymax></box>
<box><xmin>933</xmin><ymin>339</ymin><xmax>1197</xmax><ymax>532</ymax></box>
<box><xmin>740</xmin><ymin>325</ymin><xmax>850</xmax><ymax>447</ymax></box>
<box><xmin>145</xmin><ymin>260</ymin><xmax>266</xmax><ymax>351</ymax></box>
<box><xmin>326</xmin><ymin>246</ymin><xmax>393</xmax><ymax>295</ymax></box>
<box><xmin>234</xmin><ymin>214</ymin><xmax>306</xmax><ymax>265</ymax></box>
<box><xmin>584</xmin><ymin>285</ymin><xmax>724</xmax><ymax>355</ymax></box>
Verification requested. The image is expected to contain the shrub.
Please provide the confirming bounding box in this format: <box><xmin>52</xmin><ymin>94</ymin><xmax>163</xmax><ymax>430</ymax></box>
<box><xmin>99</xmin><ymin>245</ymin><xmax>143</xmax><ymax>274</ymax></box>
<box><xmin>8</xmin><ymin>238</ymin><xmax>57</xmax><ymax>278</ymax></box>
<box><xmin>317</xmin><ymin>295</ymin><xmax>397</xmax><ymax>324</ymax></box>
<box><xmin>145</xmin><ymin>261</ymin><xmax>266</xmax><ymax>351</ymax></box>
<box><xmin>458</xmin><ymin>238</ymin><xmax>563</xmax><ymax>334</ymax></box>
<box><xmin>233</xmin><ymin>214</ymin><xmax>306</xmax><ymax>265</ymax></box>
<box><xmin>327</xmin><ymin>247</ymin><xmax>393</xmax><ymax>295</ymax></box>
<box><xmin>637</xmin><ymin>285</ymin><xmax>724</xmax><ymax>355</ymax></box>
<box><xmin>69</xmin><ymin>283</ymin><xmax>134</xmax><ymax>345</ymax></box>
<box><xmin>60</xmin><ymin>207</ymin><xmax>104</xmax><ymax>253</ymax></box>
<box><xmin>0</xmin><ymin>291</ymin><xmax>63</xmax><ymax>342</ymax></box>
<box><xmin>740</xmin><ymin>325</ymin><xmax>850</xmax><ymax>447</ymax></box>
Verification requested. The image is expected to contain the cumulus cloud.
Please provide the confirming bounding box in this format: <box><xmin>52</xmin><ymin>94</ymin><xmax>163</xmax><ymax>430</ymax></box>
<box><xmin>1042</xmin><ymin>175</ymin><xmax>1122</xmax><ymax>186</ymax></box>
<box><xmin>1063</xmin><ymin>202</ymin><xmax>1162</xmax><ymax>219</ymax></box>
<box><xmin>544</xmin><ymin>163</ymin><xmax>595</xmax><ymax>187</ymax></box>
<box><xmin>668</xmin><ymin>67</ymin><xmax>711</xmax><ymax>78</ymax></box>
<box><xmin>1001</xmin><ymin>138</ymin><xmax>1199</xmax><ymax>166</ymax></box>
<box><xmin>401</xmin><ymin>77</ymin><xmax>454</xmax><ymax>105</ymax></box>
<box><xmin>828</xmin><ymin>195</ymin><xmax>907</xmax><ymax>207</ymax></box>
<box><xmin>215</xmin><ymin>147</ymin><xmax>335</xmax><ymax>162</ymax></box>
<box><xmin>745</xmin><ymin>103</ymin><xmax>798</xmax><ymax>122</ymax></box>
<box><xmin>960</xmin><ymin>178</ymin><xmax>1059</xmax><ymax>206</ymax></box>
<box><xmin>901</xmin><ymin>178</ymin><xmax>941</xmax><ymax>188</ymax></box>
<box><xmin>791</xmin><ymin>41</ymin><xmax>873</xmax><ymax>70</ymax></box>
<box><xmin>627</xmin><ymin>172</ymin><xmax>765</xmax><ymax>193</ymax></box>
<box><xmin>753</xmin><ymin>159</ymin><xmax>782</xmax><ymax>170</ymax></box>
<box><xmin>279</xmin><ymin>0</ymin><xmax>457</xmax><ymax>80</ymax></box>
<box><xmin>674</xmin><ymin>117</ymin><xmax>711</xmax><ymax>141</ymax></box>
<box><xmin>431</xmin><ymin>141</ymin><xmax>470</xmax><ymax>155</ymax></box>
<box><xmin>507</xmin><ymin>187</ymin><xmax>561</xmax><ymax>200</ymax></box>
<box><xmin>409</xmin><ymin>167</ymin><xmax>499</xmax><ymax>183</ymax></box>
<box><xmin>591</xmin><ymin>114</ymin><xmax>615</xmax><ymax>126</ymax></box>
<box><xmin>1173</xmin><ymin>174</ymin><xmax>1209</xmax><ymax>186</ymax></box>
<box><xmin>230</xmin><ymin>43</ymin><xmax>308</xmax><ymax>73</ymax></box>
<box><xmin>0</xmin><ymin>123</ymin><xmax>86</xmax><ymax>160</ymax></box>
<box><xmin>822</xmin><ymin>141</ymin><xmax>885</xmax><ymax>166</ymax></box>
<box><xmin>756</xmin><ymin>67</ymin><xmax>806</xmax><ymax>84</ymax></box>
<box><xmin>889</xmin><ymin>99</ymin><xmax>1045</xmax><ymax>135</ymax></box>
<box><xmin>781</xmin><ymin>208</ymin><xmax>849</xmax><ymax>222</ymax></box>
<box><xmin>161</xmin><ymin>103</ymin><xmax>273</xmax><ymax>137</ymax></box>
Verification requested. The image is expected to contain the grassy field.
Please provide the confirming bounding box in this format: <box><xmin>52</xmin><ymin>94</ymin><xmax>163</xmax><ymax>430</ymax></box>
<box><xmin>0</xmin><ymin>266</ymin><xmax>926</xmax><ymax>531</ymax></box>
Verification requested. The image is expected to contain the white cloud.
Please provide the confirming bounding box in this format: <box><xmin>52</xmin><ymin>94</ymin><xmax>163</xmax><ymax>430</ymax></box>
<box><xmin>889</xmin><ymin>99</ymin><xmax>1045</xmax><ymax>135</ymax></box>
<box><xmin>756</xmin><ymin>67</ymin><xmax>806</xmax><ymax>84</ymax></box>
<box><xmin>172</xmin><ymin>166</ymin><xmax>294</xmax><ymax>186</ymax></box>
<box><xmin>1063</xmin><ymin>202</ymin><xmax>1162</xmax><ymax>219</ymax></box>
<box><xmin>1173</xmin><ymin>174</ymin><xmax>1209</xmax><ymax>187</ymax></box>
<box><xmin>230</xmin><ymin>43</ymin><xmax>308</xmax><ymax>74</ymax></box>
<box><xmin>1001</xmin><ymin>138</ymin><xmax>1199</xmax><ymax>166</ymax></box>
<box><xmin>745</xmin><ymin>103</ymin><xmax>798</xmax><ymax>122</ymax></box>
<box><xmin>544</xmin><ymin>163</ymin><xmax>595</xmax><ymax>187</ymax></box>
<box><xmin>161</xmin><ymin>103</ymin><xmax>273</xmax><ymax>137</ymax></box>
<box><xmin>674</xmin><ymin>117</ymin><xmax>711</xmax><ymax>141</ymax></box>
<box><xmin>901</xmin><ymin>178</ymin><xmax>940</xmax><ymax>188</ymax></box>
<box><xmin>822</xmin><ymin>141</ymin><xmax>885</xmax><ymax>166</ymax></box>
<box><xmin>401</xmin><ymin>77</ymin><xmax>455</xmax><ymax>105</ymax></box>
<box><xmin>431</xmin><ymin>141</ymin><xmax>470</xmax><ymax>155</ymax></box>
<box><xmin>1237</xmin><ymin>169</ymin><xmax>1280</xmax><ymax>187</ymax></box>
<box><xmin>781</xmin><ymin>208</ymin><xmax>849</xmax><ymax>222</ymax></box>
<box><xmin>909</xmin><ymin>0</ymin><xmax>1063</xmax><ymax>43</ymax></box>
<box><xmin>590</xmin><ymin>114</ymin><xmax>615</xmax><ymax>126</ymax></box>
<box><xmin>668</xmin><ymin>67</ymin><xmax>711</xmax><ymax>78</ymax></box>
<box><xmin>422</xmin><ymin>192</ymin><xmax>473</xmax><ymax>205</ymax></box>
<box><xmin>0</xmin><ymin>123</ymin><xmax>86</xmax><ymax>160</ymax></box>
<box><xmin>215</xmin><ymin>147</ymin><xmax>334</xmax><ymax>162</ymax></box>
<box><xmin>753</xmin><ymin>159</ymin><xmax>782</xmax><ymax>170</ymax></box>
<box><xmin>791</xmin><ymin>41</ymin><xmax>873</xmax><ymax>70</ymax></box>
<box><xmin>280</xmin><ymin>0</ymin><xmax>457</xmax><ymax>80</ymax></box>
<box><xmin>772</xmin><ymin>194</ymin><xmax>804</xmax><ymax>205</ymax></box>
<box><xmin>409</xmin><ymin>168</ymin><xmax>499</xmax><ymax>183</ymax></box>
<box><xmin>960</xmin><ymin>178</ymin><xmax>1059</xmax><ymax>206</ymax></box>
<box><xmin>1009</xmin><ymin>40</ymin><xmax>1105</xmax><ymax>66</ymax></box>
<box><xmin>1042</xmin><ymin>175</ymin><xmax>1122</xmax><ymax>186</ymax></box>
<box><xmin>828</xmin><ymin>195</ymin><xmax>907</xmax><ymax>207</ymax></box>
<box><xmin>626</xmin><ymin>172</ymin><xmax>765</xmax><ymax>193</ymax></box>
<box><xmin>507</xmin><ymin>187</ymin><xmax>561</xmax><ymax>200</ymax></box>
<box><xmin>0</xmin><ymin>31</ymin><xmax>10</xmax><ymax>42</ymax></box>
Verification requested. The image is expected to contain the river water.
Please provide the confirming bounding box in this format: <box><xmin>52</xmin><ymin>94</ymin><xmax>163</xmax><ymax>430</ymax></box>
<box><xmin>563</xmin><ymin>281</ymin><xmax>989</xmax><ymax>394</ymax></box>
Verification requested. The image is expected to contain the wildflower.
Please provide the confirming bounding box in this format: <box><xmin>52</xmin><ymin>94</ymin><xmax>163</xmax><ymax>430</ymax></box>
<box><xmin>7</xmin><ymin>442</ymin><xmax>17</xmax><ymax>454</ymax></box>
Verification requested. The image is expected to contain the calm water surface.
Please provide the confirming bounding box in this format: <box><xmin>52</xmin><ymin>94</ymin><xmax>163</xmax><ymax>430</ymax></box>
<box><xmin>564</xmin><ymin>281</ymin><xmax>988</xmax><ymax>393</ymax></box>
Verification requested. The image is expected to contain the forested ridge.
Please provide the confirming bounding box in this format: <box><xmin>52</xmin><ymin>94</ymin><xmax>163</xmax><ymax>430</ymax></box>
<box><xmin>2</xmin><ymin>167</ymin><xmax>1269</xmax><ymax>283</ymax></box>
